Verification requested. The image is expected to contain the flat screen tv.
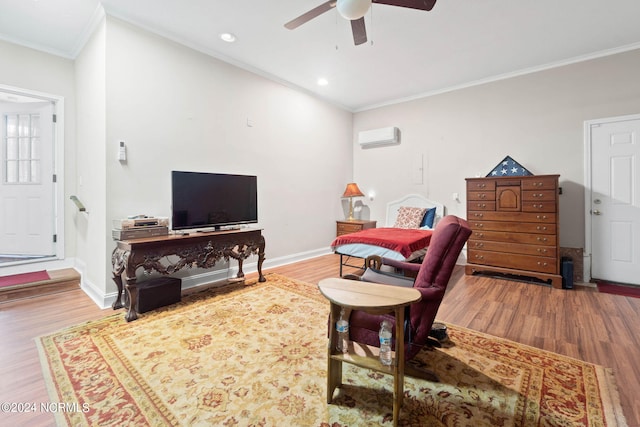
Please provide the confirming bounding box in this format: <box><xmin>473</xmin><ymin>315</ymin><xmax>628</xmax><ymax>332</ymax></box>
<box><xmin>171</xmin><ymin>171</ymin><xmax>258</xmax><ymax>231</ymax></box>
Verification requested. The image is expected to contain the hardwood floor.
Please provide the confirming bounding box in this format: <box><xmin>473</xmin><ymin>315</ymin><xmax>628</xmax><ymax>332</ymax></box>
<box><xmin>1</xmin><ymin>254</ymin><xmax>638</xmax><ymax>426</ymax></box>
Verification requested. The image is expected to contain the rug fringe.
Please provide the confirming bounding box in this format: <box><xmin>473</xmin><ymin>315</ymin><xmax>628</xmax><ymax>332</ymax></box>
<box><xmin>597</xmin><ymin>367</ymin><xmax>628</xmax><ymax>427</ymax></box>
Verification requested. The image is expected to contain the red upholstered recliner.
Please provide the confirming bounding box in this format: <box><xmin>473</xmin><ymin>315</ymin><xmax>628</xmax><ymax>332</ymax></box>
<box><xmin>346</xmin><ymin>215</ymin><xmax>471</xmax><ymax>369</ymax></box>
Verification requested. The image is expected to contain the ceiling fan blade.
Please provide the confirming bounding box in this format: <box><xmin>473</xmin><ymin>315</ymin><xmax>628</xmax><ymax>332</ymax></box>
<box><xmin>351</xmin><ymin>17</ymin><xmax>367</xmax><ymax>45</ymax></box>
<box><xmin>284</xmin><ymin>1</ymin><xmax>337</xmax><ymax>30</ymax></box>
<box><xmin>373</xmin><ymin>0</ymin><xmax>437</xmax><ymax>11</ymax></box>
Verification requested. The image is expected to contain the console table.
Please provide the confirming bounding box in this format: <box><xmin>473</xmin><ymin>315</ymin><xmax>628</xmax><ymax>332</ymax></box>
<box><xmin>111</xmin><ymin>228</ymin><xmax>266</xmax><ymax>322</ymax></box>
<box><xmin>317</xmin><ymin>277</ymin><xmax>421</xmax><ymax>427</ymax></box>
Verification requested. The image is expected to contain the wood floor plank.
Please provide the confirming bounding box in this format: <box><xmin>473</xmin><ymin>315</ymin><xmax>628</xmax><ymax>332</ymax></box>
<box><xmin>0</xmin><ymin>254</ymin><xmax>638</xmax><ymax>426</ymax></box>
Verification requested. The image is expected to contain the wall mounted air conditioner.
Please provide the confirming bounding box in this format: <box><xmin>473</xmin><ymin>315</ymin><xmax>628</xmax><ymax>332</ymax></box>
<box><xmin>358</xmin><ymin>126</ymin><xmax>400</xmax><ymax>147</ymax></box>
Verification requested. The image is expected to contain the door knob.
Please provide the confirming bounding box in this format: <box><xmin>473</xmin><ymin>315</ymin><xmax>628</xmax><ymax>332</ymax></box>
<box><xmin>592</xmin><ymin>209</ymin><xmax>601</xmax><ymax>215</ymax></box>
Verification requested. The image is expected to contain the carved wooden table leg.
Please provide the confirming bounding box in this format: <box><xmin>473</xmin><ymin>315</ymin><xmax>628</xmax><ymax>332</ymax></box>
<box><xmin>257</xmin><ymin>236</ymin><xmax>266</xmax><ymax>282</ymax></box>
<box><xmin>112</xmin><ymin>274</ymin><xmax>124</xmax><ymax>310</ymax></box>
<box><xmin>124</xmin><ymin>277</ymin><xmax>139</xmax><ymax>322</ymax></box>
<box><xmin>111</xmin><ymin>247</ymin><xmax>127</xmax><ymax>310</ymax></box>
<box><xmin>237</xmin><ymin>258</ymin><xmax>245</xmax><ymax>279</ymax></box>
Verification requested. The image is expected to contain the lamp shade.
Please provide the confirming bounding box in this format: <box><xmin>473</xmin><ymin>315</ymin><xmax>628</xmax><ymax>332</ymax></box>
<box><xmin>342</xmin><ymin>183</ymin><xmax>365</xmax><ymax>198</ymax></box>
<box><xmin>336</xmin><ymin>0</ymin><xmax>372</xmax><ymax>20</ymax></box>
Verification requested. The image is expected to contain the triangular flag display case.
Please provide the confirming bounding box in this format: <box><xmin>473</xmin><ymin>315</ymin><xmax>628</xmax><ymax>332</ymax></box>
<box><xmin>487</xmin><ymin>156</ymin><xmax>532</xmax><ymax>177</ymax></box>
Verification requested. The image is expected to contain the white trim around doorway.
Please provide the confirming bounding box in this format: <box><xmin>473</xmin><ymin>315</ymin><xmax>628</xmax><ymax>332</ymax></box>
<box><xmin>583</xmin><ymin>112</ymin><xmax>640</xmax><ymax>283</ymax></box>
<box><xmin>0</xmin><ymin>84</ymin><xmax>66</xmax><ymax>275</ymax></box>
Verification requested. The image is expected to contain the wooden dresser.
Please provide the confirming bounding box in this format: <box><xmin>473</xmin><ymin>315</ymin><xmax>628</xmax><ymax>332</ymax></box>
<box><xmin>465</xmin><ymin>174</ymin><xmax>562</xmax><ymax>288</ymax></box>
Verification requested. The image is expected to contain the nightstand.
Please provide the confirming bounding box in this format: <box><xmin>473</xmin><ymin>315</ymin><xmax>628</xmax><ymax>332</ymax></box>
<box><xmin>336</xmin><ymin>219</ymin><xmax>376</xmax><ymax>237</ymax></box>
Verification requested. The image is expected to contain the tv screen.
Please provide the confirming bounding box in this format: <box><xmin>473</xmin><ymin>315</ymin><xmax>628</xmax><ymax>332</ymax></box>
<box><xmin>171</xmin><ymin>171</ymin><xmax>258</xmax><ymax>230</ymax></box>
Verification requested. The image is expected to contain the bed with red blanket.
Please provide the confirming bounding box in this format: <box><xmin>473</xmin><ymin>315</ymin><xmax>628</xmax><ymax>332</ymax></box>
<box><xmin>331</xmin><ymin>194</ymin><xmax>444</xmax><ymax>275</ymax></box>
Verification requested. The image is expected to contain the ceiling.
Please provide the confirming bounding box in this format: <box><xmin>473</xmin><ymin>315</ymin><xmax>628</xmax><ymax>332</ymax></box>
<box><xmin>2</xmin><ymin>0</ymin><xmax>640</xmax><ymax>111</ymax></box>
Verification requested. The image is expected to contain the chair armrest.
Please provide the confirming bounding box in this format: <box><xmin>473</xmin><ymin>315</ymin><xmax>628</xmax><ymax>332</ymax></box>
<box><xmin>381</xmin><ymin>257</ymin><xmax>422</xmax><ymax>273</ymax></box>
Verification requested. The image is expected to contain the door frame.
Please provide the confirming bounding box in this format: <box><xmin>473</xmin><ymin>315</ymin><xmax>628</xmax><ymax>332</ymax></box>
<box><xmin>583</xmin><ymin>112</ymin><xmax>640</xmax><ymax>283</ymax></box>
<box><xmin>0</xmin><ymin>83</ymin><xmax>65</xmax><ymax>271</ymax></box>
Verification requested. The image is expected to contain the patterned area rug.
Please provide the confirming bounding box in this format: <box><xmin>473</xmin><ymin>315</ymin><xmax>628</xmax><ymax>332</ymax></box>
<box><xmin>37</xmin><ymin>274</ymin><xmax>626</xmax><ymax>426</ymax></box>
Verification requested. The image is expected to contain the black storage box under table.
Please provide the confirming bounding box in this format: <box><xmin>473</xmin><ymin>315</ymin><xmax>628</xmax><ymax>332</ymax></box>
<box><xmin>135</xmin><ymin>276</ymin><xmax>182</xmax><ymax>313</ymax></box>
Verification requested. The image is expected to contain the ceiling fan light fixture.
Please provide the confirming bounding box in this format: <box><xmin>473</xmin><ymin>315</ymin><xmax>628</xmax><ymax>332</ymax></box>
<box><xmin>336</xmin><ymin>0</ymin><xmax>372</xmax><ymax>20</ymax></box>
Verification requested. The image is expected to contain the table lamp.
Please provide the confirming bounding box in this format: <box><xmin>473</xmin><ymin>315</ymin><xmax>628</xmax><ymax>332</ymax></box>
<box><xmin>342</xmin><ymin>182</ymin><xmax>364</xmax><ymax>221</ymax></box>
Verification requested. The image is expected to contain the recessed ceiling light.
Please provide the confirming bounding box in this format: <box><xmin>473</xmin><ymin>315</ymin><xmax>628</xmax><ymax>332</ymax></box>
<box><xmin>219</xmin><ymin>33</ymin><xmax>236</xmax><ymax>43</ymax></box>
<box><xmin>317</xmin><ymin>78</ymin><xmax>329</xmax><ymax>86</ymax></box>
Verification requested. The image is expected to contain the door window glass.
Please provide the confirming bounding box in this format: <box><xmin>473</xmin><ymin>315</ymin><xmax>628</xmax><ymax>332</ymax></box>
<box><xmin>3</xmin><ymin>113</ymin><xmax>40</xmax><ymax>184</ymax></box>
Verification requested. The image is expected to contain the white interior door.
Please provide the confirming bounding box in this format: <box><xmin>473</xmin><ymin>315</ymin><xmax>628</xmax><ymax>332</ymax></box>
<box><xmin>0</xmin><ymin>101</ymin><xmax>55</xmax><ymax>257</ymax></box>
<box><xmin>588</xmin><ymin>115</ymin><xmax>640</xmax><ymax>285</ymax></box>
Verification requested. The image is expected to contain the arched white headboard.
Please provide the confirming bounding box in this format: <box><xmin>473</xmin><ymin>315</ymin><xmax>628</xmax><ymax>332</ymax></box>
<box><xmin>385</xmin><ymin>194</ymin><xmax>445</xmax><ymax>227</ymax></box>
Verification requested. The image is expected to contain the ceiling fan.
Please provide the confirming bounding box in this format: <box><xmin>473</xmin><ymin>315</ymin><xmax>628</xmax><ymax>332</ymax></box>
<box><xmin>284</xmin><ymin>0</ymin><xmax>437</xmax><ymax>46</ymax></box>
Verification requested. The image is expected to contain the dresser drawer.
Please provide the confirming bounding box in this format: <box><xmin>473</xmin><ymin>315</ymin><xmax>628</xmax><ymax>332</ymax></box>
<box><xmin>468</xmin><ymin>211</ymin><xmax>555</xmax><ymax>223</ymax></box>
<box><xmin>468</xmin><ymin>201</ymin><xmax>496</xmax><ymax>211</ymax></box>
<box><xmin>470</xmin><ymin>221</ymin><xmax>556</xmax><ymax>234</ymax></box>
<box><xmin>468</xmin><ymin>249</ymin><xmax>557</xmax><ymax>273</ymax></box>
<box><xmin>522</xmin><ymin>201</ymin><xmax>556</xmax><ymax>213</ymax></box>
<box><xmin>468</xmin><ymin>240</ymin><xmax>556</xmax><ymax>257</ymax></box>
<box><xmin>468</xmin><ymin>191</ymin><xmax>496</xmax><ymax>201</ymax></box>
<box><xmin>337</xmin><ymin>223</ymin><xmax>364</xmax><ymax>234</ymax></box>
<box><xmin>522</xmin><ymin>190</ymin><xmax>556</xmax><ymax>202</ymax></box>
<box><xmin>336</xmin><ymin>220</ymin><xmax>376</xmax><ymax>237</ymax></box>
<box><xmin>470</xmin><ymin>230</ymin><xmax>557</xmax><ymax>246</ymax></box>
<box><xmin>467</xmin><ymin>180</ymin><xmax>496</xmax><ymax>191</ymax></box>
<box><xmin>522</xmin><ymin>177</ymin><xmax>557</xmax><ymax>190</ymax></box>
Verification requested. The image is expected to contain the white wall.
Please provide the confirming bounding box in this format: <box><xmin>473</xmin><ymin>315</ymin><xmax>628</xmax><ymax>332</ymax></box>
<box><xmin>74</xmin><ymin>20</ymin><xmax>108</xmax><ymax>301</ymax></box>
<box><xmin>352</xmin><ymin>48</ymin><xmax>640</xmax><ymax>249</ymax></box>
<box><xmin>93</xmin><ymin>18</ymin><xmax>353</xmax><ymax>297</ymax></box>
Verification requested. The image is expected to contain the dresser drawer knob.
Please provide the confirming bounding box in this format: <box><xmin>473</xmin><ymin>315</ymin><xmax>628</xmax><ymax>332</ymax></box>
<box><xmin>536</xmin><ymin>215</ymin><xmax>548</xmax><ymax>220</ymax></box>
<box><xmin>476</xmin><ymin>203</ymin><xmax>486</xmax><ymax>208</ymax></box>
<box><xmin>475</xmin><ymin>254</ymin><xmax>484</xmax><ymax>260</ymax></box>
<box><xmin>474</xmin><ymin>213</ymin><xmax>484</xmax><ymax>218</ymax></box>
<box><xmin>475</xmin><ymin>223</ymin><xmax>484</xmax><ymax>228</ymax></box>
<box><xmin>537</xmin><ymin>261</ymin><xmax>548</xmax><ymax>267</ymax></box>
<box><xmin>474</xmin><ymin>242</ymin><xmax>484</xmax><ymax>248</ymax></box>
<box><xmin>475</xmin><ymin>232</ymin><xmax>484</xmax><ymax>238</ymax></box>
<box><xmin>536</xmin><ymin>226</ymin><xmax>547</xmax><ymax>231</ymax></box>
<box><xmin>537</xmin><ymin>237</ymin><xmax>548</xmax><ymax>242</ymax></box>
<box><xmin>537</xmin><ymin>248</ymin><xmax>548</xmax><ymax>254</ymax></box>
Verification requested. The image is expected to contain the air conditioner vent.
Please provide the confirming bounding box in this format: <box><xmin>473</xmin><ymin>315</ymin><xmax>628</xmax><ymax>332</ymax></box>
<box><xmin>358</xmin><ymin>127</ymin><xmax>400</xmax><ymax>147</ymax></box>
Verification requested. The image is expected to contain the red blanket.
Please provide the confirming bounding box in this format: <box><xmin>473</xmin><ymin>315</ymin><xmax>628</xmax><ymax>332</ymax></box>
<box><xmin>331</xmin><ymin>227</ymin><xmax>433</xmax><ymax>258</ymax></box>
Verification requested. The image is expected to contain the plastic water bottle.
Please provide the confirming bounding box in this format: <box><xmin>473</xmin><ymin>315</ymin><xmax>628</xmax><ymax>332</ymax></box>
<box><xmin>379</xmin><ymin>320</ymin><xmax>393</xmax><ymax>366</ymax></box>
<box><xmin>336</xmin><ymin>308</ymin><xmax>349</xmax><ymax>353</ymax></box>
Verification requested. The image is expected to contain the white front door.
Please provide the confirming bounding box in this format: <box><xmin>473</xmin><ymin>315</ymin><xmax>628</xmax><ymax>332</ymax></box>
<box><xmin>0</xmin><ymin>101</ymin><xmax>55</xmax><ymax>257</ymax></box>
<box><xmin>587</xmin><ymin>114</ymin><xmax>640</xmax><ymax>285</ymax></box>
